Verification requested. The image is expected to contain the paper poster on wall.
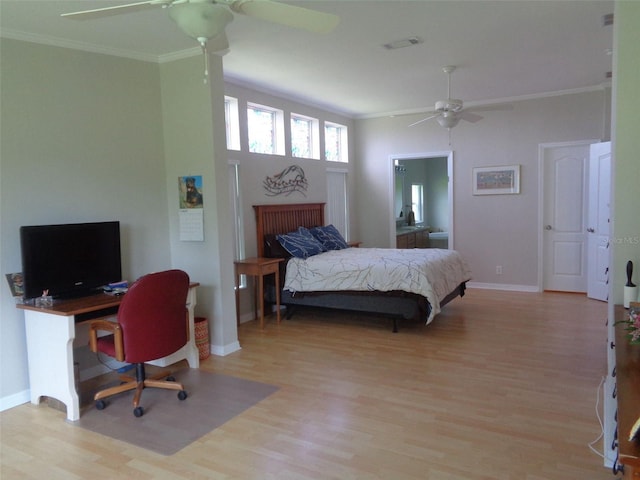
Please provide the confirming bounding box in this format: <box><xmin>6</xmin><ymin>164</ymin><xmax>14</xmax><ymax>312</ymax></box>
<box><xmin>179</xmin><ymin>176</ymin><xmax>204</xmax><ymax>208</ymax></box>
<box><xmin>178</xmin><ymin>176</ymin><xmax>204</xmax><ymax>241</ymax></box>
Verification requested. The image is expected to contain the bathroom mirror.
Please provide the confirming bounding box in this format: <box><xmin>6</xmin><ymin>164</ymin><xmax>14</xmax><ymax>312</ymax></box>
<box><xmin>393</xmin><ymin>155</ymin><xmax>450</xmax><ymax>229</ymax></box>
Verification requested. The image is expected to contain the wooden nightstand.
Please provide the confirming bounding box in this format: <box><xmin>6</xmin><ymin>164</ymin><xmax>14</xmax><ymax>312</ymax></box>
<box><xmin>234</xmin><ymin>257</ymin><xmax>284</xmax><ymax>329</ymax></box>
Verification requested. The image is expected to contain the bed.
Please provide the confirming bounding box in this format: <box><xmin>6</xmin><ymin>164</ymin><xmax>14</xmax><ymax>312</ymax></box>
<box><xmin>254</xmin><ymin>203</ymin><xmax>471</xmax><ymax>332</ymax></box>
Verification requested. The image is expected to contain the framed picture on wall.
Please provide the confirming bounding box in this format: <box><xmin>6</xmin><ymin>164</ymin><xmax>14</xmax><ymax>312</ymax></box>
<box><xmin>473</xmin><ymin>165</ymin><xmax>520</xmax><ymax>195</ymax></box>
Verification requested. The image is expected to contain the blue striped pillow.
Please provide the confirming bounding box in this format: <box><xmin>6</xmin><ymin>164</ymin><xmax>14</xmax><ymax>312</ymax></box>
<box><xmin>310</xmin><ymin>225</ymin><xmax>349</xmax><ymax>250</ymax></box>
<box><xmin>276</xmin><ymin>227</ymin><xmax>326</xmax><ymax>259</ymax></box>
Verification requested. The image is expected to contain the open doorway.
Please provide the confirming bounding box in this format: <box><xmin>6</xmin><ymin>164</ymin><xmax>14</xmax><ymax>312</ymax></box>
<box><xmin>389</xmin><ymin>151</ymin><xmax>453</xmax><ymax>248</ymax></box>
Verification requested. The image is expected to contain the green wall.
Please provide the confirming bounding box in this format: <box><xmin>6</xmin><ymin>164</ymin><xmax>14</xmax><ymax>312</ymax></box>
<box><xmin>612</xmin><ymin>1</ymin><xmax>640</xmax><ymax>303</ymax></box>
<box><xmin>0</xmin><ymin>39</ymin><xmax>170</xmax><ymax>400</ymax></box>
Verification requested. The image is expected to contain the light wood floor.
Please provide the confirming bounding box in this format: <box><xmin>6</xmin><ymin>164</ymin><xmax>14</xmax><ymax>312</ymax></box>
<box><xmin>1</xmin><ymin>289</ymin><xmax>611</xmax><ymax>479</ymax></box>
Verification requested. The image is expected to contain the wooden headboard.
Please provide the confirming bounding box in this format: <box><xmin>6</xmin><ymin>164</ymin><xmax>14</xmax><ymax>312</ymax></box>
<box><xmin>253</xmin><ymin>203</ymin><xmax>325</xmax><ymax>257</ymax></box>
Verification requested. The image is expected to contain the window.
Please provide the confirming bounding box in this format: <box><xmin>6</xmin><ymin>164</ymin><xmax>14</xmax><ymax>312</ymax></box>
<box><xmin>247</xmin><ymin>102</ymin><xmax>284</xmax><ymax>155</ymax></box>
<box><xmin>291</xmin><ymin>113</ymin><xmax>320</xmax><ymax>159</ymax></box>
<box><xmin>224</xmin><ymin>96</ymin><xmax>240</xmax><ymax>151</ymax></box>
<box><xmin>325</xmin><ymin>122</ymin><xmax>348</xmax><ymax>162</ymax></box>
<box><xmin>411</xmin><ymin>184</ymin><xmax>424</xmax><ymax>224</ymax></box>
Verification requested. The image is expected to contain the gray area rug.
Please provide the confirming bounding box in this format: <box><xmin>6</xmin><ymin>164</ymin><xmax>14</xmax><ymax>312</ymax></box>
<box><xmin>72</xmin><ymin>368</ymin><xmax>278</xmax><ymax>455</ymax></box>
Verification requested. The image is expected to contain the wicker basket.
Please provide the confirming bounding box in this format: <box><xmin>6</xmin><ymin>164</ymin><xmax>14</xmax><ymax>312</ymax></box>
<box><xmin>194</xmin><ymin>317</ymin><xmax>210</xmax><ymax>360</ymax></box>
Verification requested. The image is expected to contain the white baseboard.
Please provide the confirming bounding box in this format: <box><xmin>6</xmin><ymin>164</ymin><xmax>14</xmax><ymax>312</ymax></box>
<box><xmin>0</xmin><ymin>359</ymin><xmax>128</xmax><ymax>413</ymax></box>
<box><xmin>211</xmin><ymin>341</ymin><xmax>241</xmax><ymax>356</ymax></box>
<box><xmin>467</xmin><ymin>282</ymin><xmax>540</xmax><ymax>293</ymax></box>
<box><xmin>0</xmin><ymin>389</ymin><xmax>30</xmax><ymax>413</ymax></box>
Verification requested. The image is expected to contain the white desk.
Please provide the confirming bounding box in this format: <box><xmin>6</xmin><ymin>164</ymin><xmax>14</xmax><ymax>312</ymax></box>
<box><xmin>17</xmin><ymin>284</ymin><xmax>199</xmax><ymax>421</ymax></box>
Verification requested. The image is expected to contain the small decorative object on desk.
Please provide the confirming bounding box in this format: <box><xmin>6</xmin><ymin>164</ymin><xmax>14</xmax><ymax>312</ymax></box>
<box><xmin>618</xmin><ymin>302</ymin><xmax>640</xmax><ymax>345</ymax></box>
<box><xmin>35</xmin><ymin>290</ymin><xmax>53</xmax><ymax>308</ymax></box>
<box><xmin>104</xmin><ymin>280</ymin><xmax>128</xmax><ymax>296</ymax></box>
<box><xmin>624</xmin><ymin>260</ymin><xmax>638</xmax><ymax>308</ymax></box>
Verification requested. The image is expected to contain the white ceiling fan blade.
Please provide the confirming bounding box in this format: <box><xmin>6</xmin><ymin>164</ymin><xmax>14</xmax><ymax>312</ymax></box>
<box><xmin>61</xmin><ymin>1</ymin><xmax>168</xmax><ymax>20</ymax></box>
<box><xmin>409</xmin><ymin>114</ymin><xmax>439</xmax><ymax>128</ymax></box>
<box><xmin>465</xmin><ymin>103</ymin><xmax>514</xmax><ymax>113</ymax></box>
<box><xmin>230</xmin><ymin>0</ymin><xmax>340</xmax><ymax>33</ymax></box>
<box><xmin>459</xmin><ymin>111</ymin><xmax>483</xmax><ymax>123</ymax></box>
<box><xmin>389</xmin><ymin>109</ymin><xmax>435</xmax><ymax>119</ymax></box>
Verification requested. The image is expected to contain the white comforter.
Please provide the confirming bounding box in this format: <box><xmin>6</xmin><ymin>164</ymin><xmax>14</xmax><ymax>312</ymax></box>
<box><xmin>284</xmin><ymin>247</ymin><xmax>472</xmax><ymax>324</ymax></box>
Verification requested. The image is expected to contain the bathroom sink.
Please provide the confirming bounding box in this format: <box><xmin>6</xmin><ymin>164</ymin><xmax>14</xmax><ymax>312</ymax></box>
<box><xmin>396</xmin><ymin>225</ymin><xmax>428</xmax><ymax>233</ymax></box>
<box><xmin>428</xmin><ymin>231</ymin><xmax>448</xmax><ymax>240</ymax></box>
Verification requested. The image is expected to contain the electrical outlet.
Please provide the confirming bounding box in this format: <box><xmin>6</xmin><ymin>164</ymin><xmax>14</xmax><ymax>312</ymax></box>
<box><xmin>496</xmin><ymin>265</ymin><xmax>503</xmax><ymax>275</ymax></box>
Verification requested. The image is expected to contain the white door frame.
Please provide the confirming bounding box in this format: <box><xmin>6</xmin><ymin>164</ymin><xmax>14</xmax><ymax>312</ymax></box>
<box><xmin>537</xmin><ymin>139</ymin><xmax>600</xmax><ymax>291</ymax></box>
<box><xmin>388</xmin><ymin>151</ymin><xmax>454</xmax><ymax>247</ymax></box>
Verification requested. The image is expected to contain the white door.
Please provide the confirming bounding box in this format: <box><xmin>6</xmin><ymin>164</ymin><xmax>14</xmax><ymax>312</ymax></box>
<box><xmin>587</xmin><ymin>142</ymin><xmax>611</xmax><ymax>301</ymax></box>
<box><xmin>542</xmin><ymin>143</ymin><xmax>590</xmax><ymax>292</ymax></box>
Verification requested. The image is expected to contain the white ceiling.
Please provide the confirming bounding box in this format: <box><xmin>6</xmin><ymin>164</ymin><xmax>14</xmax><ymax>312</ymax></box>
<box><xmin>0</xmin><ymin>0</ymin><xmax>614</xmax><ymax>118</ymax></box>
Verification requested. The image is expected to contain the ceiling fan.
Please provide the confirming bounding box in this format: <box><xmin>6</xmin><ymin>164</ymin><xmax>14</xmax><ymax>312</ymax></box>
<box><xmin>61</xmin><ymin>0</ymin><xmax>340</xmax><ymax>56</ymax></box>
<box><xmin>409</xmin><ymin>65</ymin><xmax>513</xmax><ymax>130</ymax></box>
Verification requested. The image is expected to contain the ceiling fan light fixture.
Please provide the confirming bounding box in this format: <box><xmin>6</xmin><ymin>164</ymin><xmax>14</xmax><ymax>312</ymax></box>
<box><xmin>168</xmin><ymin>3</ymin><xmax>233</xmax><ymax>40</ymax></box>
<box><xmin>437</xmin><ymin>113</ymin><xmax>460</xmax><ymax>129</ymax></box>
<box><xmin>435</xmin><ymin>99</ymin><xmax>463</xmax><ymax>113</ymax></box>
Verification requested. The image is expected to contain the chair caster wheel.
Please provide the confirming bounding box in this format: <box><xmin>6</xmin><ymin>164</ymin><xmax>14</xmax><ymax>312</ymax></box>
<box><xmin>133</xmin><ymin>406</ymin><xmax>144</xmax><ymax>417</ymax></box>
<box><xmin>166</xmin><ymin>376</ymin><xmax>176</xmax><ymax>382</ymax></box>
<box><xmin>178</xmin><ymin>390</ymin><xmax>188</xmax><ymax>401</ymax></box>
<box><xmin>95</xmin><ymin>400</ymin><xmax>106</xmax><ymax>410</ymax></box>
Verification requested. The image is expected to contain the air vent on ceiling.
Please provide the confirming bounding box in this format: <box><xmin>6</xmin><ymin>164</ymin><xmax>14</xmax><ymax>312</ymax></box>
<box><xmin>603</xmin><ymin>13</ymin><xmax>614</xmax><ymax>26</ymax></box>
<box><xmin>383</xmin><ymin>36</ymin><xmax>424</xmax><ymax>50</ymax></box>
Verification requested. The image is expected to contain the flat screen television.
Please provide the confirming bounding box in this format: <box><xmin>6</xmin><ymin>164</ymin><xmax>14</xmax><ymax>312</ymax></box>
<box><xmin>20</xmin><ymin>221</ymin><xmax>122</xmax><ymax>300</ymax></box>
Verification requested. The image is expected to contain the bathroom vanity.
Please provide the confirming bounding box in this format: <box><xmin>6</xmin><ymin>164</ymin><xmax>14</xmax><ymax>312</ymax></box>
<box><xmin>396</xmin><ymin>226</ymin><xmax>430</xmax><ymax>249</ymax></box>
<box><xmin>396</xmin><ymin>226</ymin><xmax>449</xmax><ymax>249</ymax></box>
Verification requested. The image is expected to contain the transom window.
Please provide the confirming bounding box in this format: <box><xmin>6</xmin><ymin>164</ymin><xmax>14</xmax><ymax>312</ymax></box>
<box><xmin>291</xmin><ymin>113</ymin><xmax>320</xmax><ymax>159</ymax></box>
<box><xmin>224</xmin><ymin>96</ymin><xmax>240</xmax><ymax>151</ymax></box>
<box><xmin>325</xmin><ymin>122</ymin><xmax>348</xmax><ymax>163</ymax></box>
<box><xmin>247</xmin><ymin>102</ymin><xmax>284</xmax><ymax>155</ymax></box>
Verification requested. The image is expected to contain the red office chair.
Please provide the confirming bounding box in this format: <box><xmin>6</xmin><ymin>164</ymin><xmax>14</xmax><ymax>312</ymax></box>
<box><xmin>89</xmin><ymin>269</ymin><xmax>190</xmax><ymax>417</ymax></box>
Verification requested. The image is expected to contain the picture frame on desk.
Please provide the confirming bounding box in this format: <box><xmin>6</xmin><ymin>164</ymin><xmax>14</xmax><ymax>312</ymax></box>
<box><xmin>5</xmin><ymin>272</ymin><xmax>24</xmax><ymax>299</ymax></box>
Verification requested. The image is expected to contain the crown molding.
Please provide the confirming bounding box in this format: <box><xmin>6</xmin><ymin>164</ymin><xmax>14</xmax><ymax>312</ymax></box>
<box><xmin>1</xmin><ymin>28</ymin><xmax>159</xmax><ymax>63</ymax></box>
<box><xmin>1</xmin><ymin>29</ymin><xmax>231</xmax><ymax>64</ymax></box>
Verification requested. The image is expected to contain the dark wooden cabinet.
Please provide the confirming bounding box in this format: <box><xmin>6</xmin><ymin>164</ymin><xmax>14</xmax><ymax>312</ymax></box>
<box><xmin>614</xmin><ymin>305</ymin><xmax>640</xmax><ymax>477</ymax></box>
<box><xmin>416</xmin><ymin>230</ymin><xmax>429</xmax><ymax>248</ymax></box>
<box><xmin>396</xmin><ymin>229</ymin><xmax>429</xmax><ymax>249</ymax></box>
